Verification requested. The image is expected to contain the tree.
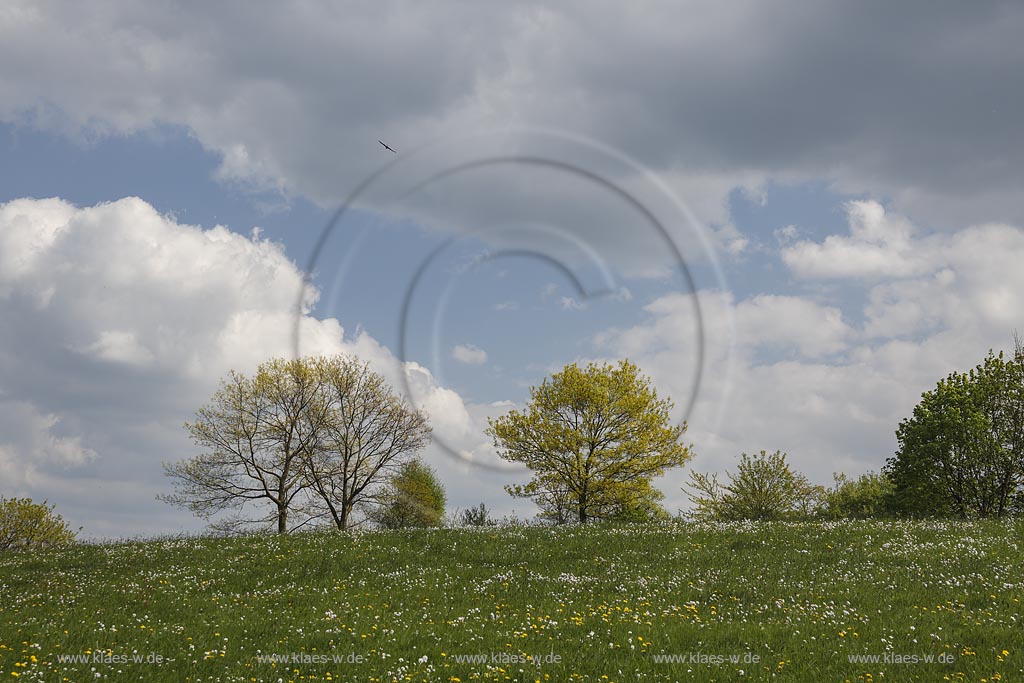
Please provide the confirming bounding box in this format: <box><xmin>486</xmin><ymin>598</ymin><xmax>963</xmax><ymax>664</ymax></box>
<box><xmin>488</xmin><ymin>360</ymin><xmax>692</xmax><ymax>524</ymax></box>
<box><xmin>0</xmin><ymin>498</ymin><xmax>77</xmax><ymax>552</ymax></box>
<box><xmin>456</xmin><ymin>502</ymin><xmax>495</xmax><ymax>527</ymax></box>
<box><xmin>161</xmin><ymin>358</ymin><xmax>329</xmax><ymax>534</ymax></box>
<box><xmin>886</xmin><ymin>348</ymin><xmax>1024</xmax><ymax>518</ymax></box>
<box><xmin>303</xmin><ymin>356</ymin><xmax>431</xmax><ymax>530</ymax></box>
<box><xmin>374</xmin><ymin>458</ymin><xmax>446</xmax><ymax>529</ymax></box>
<box><xmin>162</xmin><ymin>355</ymin><xmax>434</xmax><ymax>534</ymax></box>
<box><xmin>687</xmin><ymin>450</ymin><xmax>821</xmax><ymax>521</ymax></box>
<box><xmin>604</xmin><ymin>480</ymin><xmax>671</xmax><ymax>522</ymax></box>
<box><xmin>821</xmin><ymin>471</ymin><xmax>895</xmax><ymax>519</ymax></box>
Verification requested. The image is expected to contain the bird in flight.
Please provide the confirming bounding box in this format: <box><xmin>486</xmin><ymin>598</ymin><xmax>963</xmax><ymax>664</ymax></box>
<box><xmin>379</xmin><ymin>140</ymin><xmax>397</xmax><ymax>154</ymax></box>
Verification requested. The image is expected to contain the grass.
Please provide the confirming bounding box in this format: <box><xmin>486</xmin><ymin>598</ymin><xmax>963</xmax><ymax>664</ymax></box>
<box><xmin>1</xmin><ymin>519</ymin><xmax>1022</xmax><ymax>682</ymax></box>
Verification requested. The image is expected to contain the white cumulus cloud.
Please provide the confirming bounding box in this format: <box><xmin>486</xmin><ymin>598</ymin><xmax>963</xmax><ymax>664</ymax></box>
<box><xmin>0</xmin><ymin>196</ymin><xmax>496</xmax><ymax>535</ymax></box>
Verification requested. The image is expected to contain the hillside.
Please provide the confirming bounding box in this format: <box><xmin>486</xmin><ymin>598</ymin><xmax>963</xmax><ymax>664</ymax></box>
<box><xmin>2</xmin><ymin>520</ymin><xmax>1022</xmax><ymax>682</ymax></box>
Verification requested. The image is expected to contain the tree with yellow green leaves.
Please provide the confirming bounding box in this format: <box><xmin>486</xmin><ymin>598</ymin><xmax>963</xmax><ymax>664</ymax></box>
<box><xmin>0</xmin><ymin>498</ymin><xmax>77</xmax><ymax>552</ymax></box>
<box><xmin>487</xmin><ymin>360</ymin><xmax>693</xmax><ymax>524</ymax></box>
<box><xmin>372</xmin><ymin>457</ymin><xmax>446</xmax><ymax>529</ymax></box>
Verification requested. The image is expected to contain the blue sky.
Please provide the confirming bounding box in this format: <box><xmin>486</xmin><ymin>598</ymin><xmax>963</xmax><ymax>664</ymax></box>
<box><xmin>0</xmin><ymin>121</ymin><xmax>847</xmax><ymax>395</ymax></box>
<box><xmin>1</xmin><ymin>1</ymin><xmax>1022</xmax><ymax>536</ymax></box>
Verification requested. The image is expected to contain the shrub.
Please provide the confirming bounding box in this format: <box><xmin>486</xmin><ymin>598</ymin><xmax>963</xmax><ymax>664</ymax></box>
<box><xmin>456</xmin><ymin>502</ymin><xmax>495</xmax><ymax>527</ymax></box>
<box><xmin>373</xmin><ymin>459</ymin><xmax>446</xmax><ymax>529</ymax></box>
<box><xmin>0</xmin><ymin>498</ymin><xmax>77</xmax><ymax>552</ymax></box>
<box><xmin>822</xmin><ymin>471</ymin><xmax>896</xmax><ymax>519</ymax></box>
<box><xmin>687</xmin><ymin>450</ymin><xmax>822</xmax><ymax>521</ymax></box>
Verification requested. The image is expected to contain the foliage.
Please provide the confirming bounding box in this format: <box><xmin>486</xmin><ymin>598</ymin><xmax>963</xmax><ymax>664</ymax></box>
<box><xmin>0</xmin><ymin>498</ymin><xmax>77</xmax><ymax>552</ymax></box>
<box><xmin>886</xmin><ymin>347</ymin><xmax>1024</xmax><ymax>518</ymax></box>
<box><xmin>604</xmin><ymin>480</ymin><xmax>671</xmax><ymax>522</ymax></box>
<box><xmin>303</xmin><ymin>355</ymin><xmax>431</xmax><ymax>530</ymax></box>
<box><xmin>821</xmin><ymin>471</ymin><xmax>896</xmax><ymax>519</ymax></box>
<box><xmin>687</xmin><ymin>450</ymin><xmax>822</xmax><ymax>521</ymax></box>
<box><xmin>373</xmin><ymin>458</ymin><xmax>446</xmax><ymax>529</ymax></box>
<box><xmin>161</xmin><ymin>358</ymin><xmax>324</xmax><ymax>534</ymax></box>
<box><xmin>161</xmin><ymin>355</ymin><xmax>432</xmax><ymax>533</ymax></box>
<box><xmin>487</xmin><ymin>359</ymin><xmax>692</xmax><ymax>523</ymax></box>
<box><xmin>455</xmin><ymin>502</ymin><xmax>496</xmax><ymax>527</ymax></box>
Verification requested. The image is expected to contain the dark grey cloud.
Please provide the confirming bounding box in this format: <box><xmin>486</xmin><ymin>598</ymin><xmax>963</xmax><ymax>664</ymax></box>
<box><xmin>2</xmin><ymin>1</ymin><xmax>1021</xmax><ymax>233</ymax></box>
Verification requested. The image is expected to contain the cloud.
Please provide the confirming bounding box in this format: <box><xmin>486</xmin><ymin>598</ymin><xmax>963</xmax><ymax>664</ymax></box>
<box><xmin>610</xmin><ymin>286</ymin><xmax>633</xmax><ymax>302</ymax></box>
<box><xmin>0</xmin><ymin>401</ymin><xmax>97</xmax><ymax>485</ymax></box>
<box><xmin>782</xmin><ymin>201</ymin><xmax>923</xmax><ymax>280</ymax></box>
<box><xmin>559</xmin><ymin>296</ymin><xmax>586</xmax><ymax>311</ymax></box>
<box><xmin>452</xmin><ymin>343</ymin><xmax>488</xmax><ymax>365</ymax></box>
<box><xmin>784</xmin><ymin>200</ymin><xmax>1024</xmax><ymax>339</ymax></box>
<box><xmin>736</xmin><ymin>295</ymin><xmax>850</xmax><ymax>357</ymax></box>
<box><xmin>595</xmin><ymin>208</ymin><xmax>1024</xmax><ymax>514</ymax></box>
<box><xmin>773</xmin><ymin>224</ymin><xmax>798</xmax><ymax>244</ymax></box>
<box><xmin>79</xmin><ymin>330</ymin><xmax>156</xmax><ymax>367</ymax></box>
<box><xmin>0</xmin><ymin>196</ymin><xmax>498</xmax><ymax>535</ymax></box>
<box><xmin>2</xmin><ymin>1</ymin><xmax>1022</xmax><ymax>263</ymax></box>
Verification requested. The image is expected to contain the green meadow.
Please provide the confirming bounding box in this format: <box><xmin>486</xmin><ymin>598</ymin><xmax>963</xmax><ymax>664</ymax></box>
<box><xmin>2</xmin><ymin>520</ymin><xmax>1022</xmax><ymax>682</ymax></box>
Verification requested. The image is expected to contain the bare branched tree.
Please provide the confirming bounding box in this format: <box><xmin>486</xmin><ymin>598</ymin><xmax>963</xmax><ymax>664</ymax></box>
<box><xmin>303</xmin><ymin>356</ymin><xmax>432</xmax><ymax>530</ymax></box>
<box><xmin>160</xmin><ymin>359</ymin><xmax>329</xmax><ymax>534</ymax></box>
<box><xmin>161</xmin><ymin>355</ymin><xmax>432</xmax><ymax>534</ymax></box>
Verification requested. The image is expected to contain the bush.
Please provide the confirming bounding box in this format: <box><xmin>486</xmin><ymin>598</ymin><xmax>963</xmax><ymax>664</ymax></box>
<box><xmin>373</xmin><ymin>459</ymin><xmax>446</xmax><ymax>529</ymax></box>
<box><xmin>822</xmin><ymin>471</ymin><xmax>896</xmax><ymax>519</ymax></box>
<box><xmin>687</xmin><ymin>450</ymin><xmax>822</xmax><ymax>521</ymax></box>
<box><xmin>0</xmin><ymin>498</ymin><xmax>77</xmax><ymax>552</ymax></box>
<box><xmin>605</xmin><ymin>483</ymin><xmax>671</xmax><ymax>523</ymax></box>
<box><xmin>456</xmin><ymin>503</ymin><xmax>496</xmax><ymax>527</ymax></box>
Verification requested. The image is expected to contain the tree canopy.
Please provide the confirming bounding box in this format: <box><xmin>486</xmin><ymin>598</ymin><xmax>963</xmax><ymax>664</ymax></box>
<box><xmin>373</xmin><ymin>458</ymin><xmax>446</xmax><ymax>529</ymax></box>
<box><xmin>0</xmin><ymin>498</ymin><xmax>77</xmax><ymax>552</ymax></box>
<box><xmin>687</xmin><ymin>450</ymin><xmax>821</xmax><ymax>521</ymax></box>
<box><xmin>161</xmin><ymin>355</ymin><xmax>431</xmax><ymax>533</ymax></box>
<box><xmin>886</xmin><ymin>347</ymin><xmax>1024</xmax><ymax>518</ymax></box>
<box><xmin>487</xmin><ymin>359</ymin><xmax>692</xmax><ymax>523</ymax></box>
<box><xmin>304</xmin><ymin>356</ymin><xmax>431</xmax><ymax>530</ymax></box>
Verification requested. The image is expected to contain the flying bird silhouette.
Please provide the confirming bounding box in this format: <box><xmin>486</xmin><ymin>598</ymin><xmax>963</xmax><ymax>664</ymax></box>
<box><xmin>379</xmin><ymin>140</ymin><xmax>397</xmax><ymax>154</ymax></box>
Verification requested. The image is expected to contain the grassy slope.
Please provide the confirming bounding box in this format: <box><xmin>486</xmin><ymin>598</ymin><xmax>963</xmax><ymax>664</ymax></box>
<box><xmin>1</xmin><ymin>520</ymin><xmax>1022</xmax><ymax>682</ymax></box>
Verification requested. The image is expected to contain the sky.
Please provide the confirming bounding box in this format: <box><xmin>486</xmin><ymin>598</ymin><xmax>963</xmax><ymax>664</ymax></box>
<box><xmin>2</xmin><ymin>1</ymin><xmax>1023</xmax><ymax>537</ymax></box>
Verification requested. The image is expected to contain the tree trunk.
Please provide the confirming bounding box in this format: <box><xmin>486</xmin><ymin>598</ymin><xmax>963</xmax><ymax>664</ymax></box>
<box><xmin>277</xmin><ymin>506</ymin><xmax>287</xmax><ymax>534</ymax></box>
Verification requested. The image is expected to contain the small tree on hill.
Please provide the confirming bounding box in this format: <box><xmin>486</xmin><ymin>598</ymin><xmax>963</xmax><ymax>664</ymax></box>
<box><xmin>687</xmin><ymin>450</ymin><xmax>820</xmax><ymax>521</ymax></box>
<box><xmin>488</xmin><ymin>360</ymin><xmax>692</xmax><ymax>524</ymax></box>
<box><xmin>374</xmin><ymin>458</ymin><xmax>446</xmax><ymax>529</ymax></box>
<box><xmin>456</xmin><ymin>502</ymin><xmax>495</xmax><ymax>527</ymax></box>
<box><xmin>0</xmin><ymin>498</ymin><xmax>77</xmax><ymax>552</ymax></box>
<box><xmin>822</xmin><ymin>471</ymin><xmax>896</xmax><ymax>519</ymax></box>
